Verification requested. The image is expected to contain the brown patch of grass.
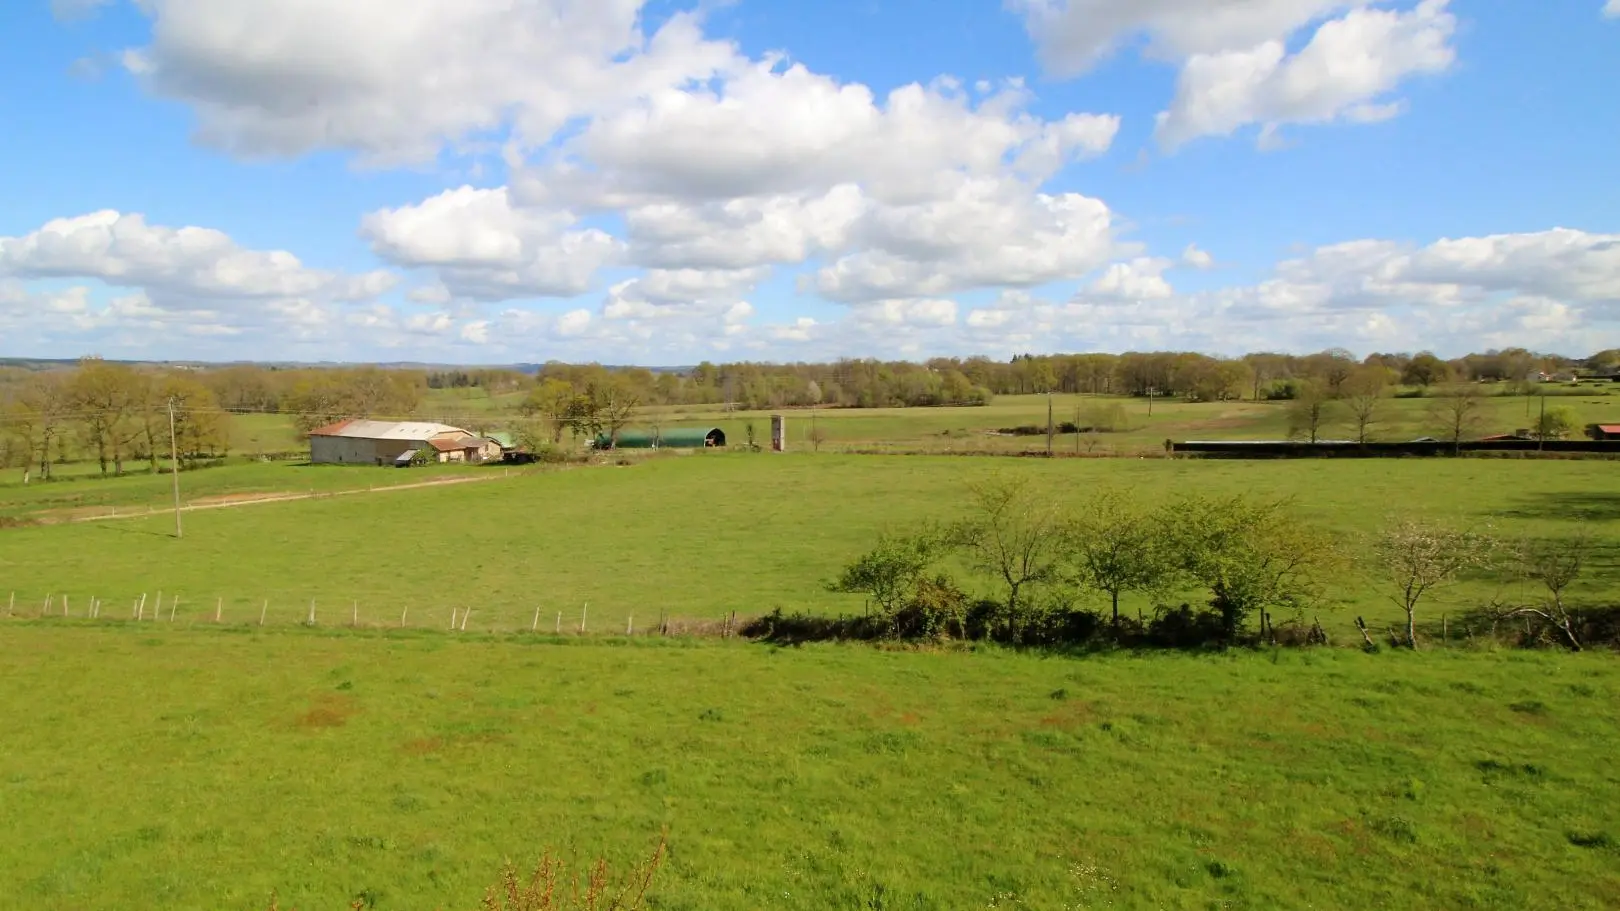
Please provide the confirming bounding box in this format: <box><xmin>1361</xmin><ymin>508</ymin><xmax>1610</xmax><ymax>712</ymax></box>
<box><xmin>402</xmin><ymin>736</ymin><xmax>445</xmax><ymax>755</ymax></box>
<box><xmin>1038</xmin><ymin>701</ymin><xmax>1098</xmax><ymax>730</ymax></box>
<box><xmin>294</xmin><ymin>693</ymin><xmax>357</xmax><ymax>730</ymax></box>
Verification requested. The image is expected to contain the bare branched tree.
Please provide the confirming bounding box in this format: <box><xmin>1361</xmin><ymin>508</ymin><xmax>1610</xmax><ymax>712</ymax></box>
<box><xmin>1426</xmin><ymin>384</ymin><xmax>1486</xmax><ymax>454</ymax></box>
<box><xmin>1510</xmin><ymin>533</ymin><xmax>1592</xmax><ymax>651</ymax></box>
<box><xmin>1341</xmin><ymin>366</ymin><xmax>1391</xmax><ymax>444</ymax></box>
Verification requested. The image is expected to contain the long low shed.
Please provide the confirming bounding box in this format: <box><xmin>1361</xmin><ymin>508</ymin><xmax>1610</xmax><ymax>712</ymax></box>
<box><xmin>595</xmin><ymin>428</ymin><xmax>726</xmax><ymax>449</ymax></box>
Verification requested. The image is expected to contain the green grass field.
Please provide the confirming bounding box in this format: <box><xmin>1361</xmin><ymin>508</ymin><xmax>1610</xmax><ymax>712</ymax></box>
<box><xmin>1</xmin><ymin>454</ymin><xmax>1613</xmax><ymax>638</ymax></box>
<box><xmin>0</xmin><ymin>626</ymin><xmax>1616</xmax><ymax>910</ymax></box>
<box><xmin>6</xmin><ymin>425</ymin><xmax>1618</xmax><ymax>910</ymax></box>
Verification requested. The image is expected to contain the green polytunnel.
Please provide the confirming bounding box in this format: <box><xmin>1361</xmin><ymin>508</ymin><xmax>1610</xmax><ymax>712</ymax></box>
<box><xmin>594</xmin><ymin>427</ymin><xmax>726</xmax><ymax>449</ymax></box>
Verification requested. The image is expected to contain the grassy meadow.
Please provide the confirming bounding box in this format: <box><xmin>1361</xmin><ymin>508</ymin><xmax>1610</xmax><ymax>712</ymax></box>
<box><xmin>1</xmin><ymin>627</ymin><xmax>1618</xmax><ymax>910</ymax></box>
<box><xmin>0</xmin><ymin>454</ymin><xmax>1614</xmax><ymax>638</ymax></box>
<box><xmin>4</xmin><ymin>389</ymin><xmax>1619</xmax><ymax>909</ymax></box>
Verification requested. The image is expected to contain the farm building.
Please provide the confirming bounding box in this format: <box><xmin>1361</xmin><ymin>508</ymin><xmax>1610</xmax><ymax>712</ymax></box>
<box><xmin>1588</xmin><ymin>423</ymin><xmax>1620</xmax><ymax>441</ymax></box>
<box><xmin>593</xmin><ymin>427</ymin><xmax>726</xmax><ymax>450</ymax></box>
<box><xmin>308</xmin><ymin>420</ymin><xmax>502</xmax><ymax>466</ymax></box>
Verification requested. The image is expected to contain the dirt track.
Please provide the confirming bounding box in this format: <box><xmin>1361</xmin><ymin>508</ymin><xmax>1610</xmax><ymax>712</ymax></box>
<box><xmin>45</xmin><ymin>473</ymin><xmax>507</xmax><ymax>525</ymax></box>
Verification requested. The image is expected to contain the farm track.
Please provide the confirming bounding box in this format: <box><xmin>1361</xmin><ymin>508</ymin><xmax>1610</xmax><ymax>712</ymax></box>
<box><xmin>45</xmin><ymin>472</ymin><xmax>513</xmax><ymax>525</ymax></box>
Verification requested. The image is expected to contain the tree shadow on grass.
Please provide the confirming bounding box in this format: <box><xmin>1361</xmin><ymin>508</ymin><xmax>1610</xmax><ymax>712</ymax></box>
<box><xmin>1494</xmin><ymin>493</ymin><xmax>1620</xmax><ymax>524</ymax></box>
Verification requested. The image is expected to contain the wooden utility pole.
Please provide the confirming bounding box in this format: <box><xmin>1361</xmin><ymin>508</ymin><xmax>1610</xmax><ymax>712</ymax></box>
<box><xmin>1537</xmin><ymin>392</ymin><xmax>1546</xmax><ymax>452</ymax></box>
<box><xmin>1045</xmin><ymin>389</ymin><xmax>1054</xmax><ymax>457</ymax></box>
<box><xmin>167</xmin><ymin>397</ymin><xmax>183</xmax><ymax>539</ymax></box>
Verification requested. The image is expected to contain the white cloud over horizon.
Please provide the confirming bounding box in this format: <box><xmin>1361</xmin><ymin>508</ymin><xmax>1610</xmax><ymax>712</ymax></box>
<box><xmin>9</xmin><ymin>0</ymin><xmax>1613</xmax><ymax>364</ymax></box>
<box><xmin>5</xmin><ymin>209</ymin><xmax>1617</xmax><ymax>362</ymax></box>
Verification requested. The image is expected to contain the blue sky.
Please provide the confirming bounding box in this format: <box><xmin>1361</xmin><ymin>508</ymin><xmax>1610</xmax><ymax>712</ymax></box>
<box><xmin>1</xmin><ymin>0</ymin><xmax>1617</xmax><ymax>364</ymax></box>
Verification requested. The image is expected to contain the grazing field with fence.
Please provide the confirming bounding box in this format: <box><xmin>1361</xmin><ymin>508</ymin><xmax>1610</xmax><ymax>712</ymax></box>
<box><xmin>2</xmin><ymin>453</ymin><xmax>1615</xmax><ymax>641</ymax></box>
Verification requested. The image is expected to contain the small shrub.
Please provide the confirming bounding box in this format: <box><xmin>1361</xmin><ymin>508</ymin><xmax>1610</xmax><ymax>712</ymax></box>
<box><xmin>1368</xmin><ymin>815</ymin><xmax>1419</xmax><ymax>844</ymax></box>
<box><xmin>1144</xmin><ymin>604</ymin><xmax>1228</xmax><ymax>649</ymax></box>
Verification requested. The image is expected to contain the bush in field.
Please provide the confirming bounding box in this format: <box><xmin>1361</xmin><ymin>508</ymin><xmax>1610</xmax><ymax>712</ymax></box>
<box><xmin>891</xmin><ymin>575</ymin><xmax>971</xmax><ymax>640</ymax></box>
<box><xmin>1162</xmin><ymin>494</ymin><xmax>1340</xmax><ymax>641</ymax></box>
<box><xmin>1144</xmin><ymin>604</ymin><xmax>1230</xmax><ymax>648</ymax></box>
<box><xmin>825</xmin><ymin>528</ymin><xmax>945</xmax><ymax>616</ymax></box>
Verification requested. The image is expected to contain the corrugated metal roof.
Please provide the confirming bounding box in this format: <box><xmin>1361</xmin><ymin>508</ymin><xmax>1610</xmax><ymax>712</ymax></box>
<box><xmin>1597</xmin><ymin>424</ymin><xmax>1620</xmax><ymax>433</ymax></box>
<box><xmin>309</xmin><ymin>420</ymin><xmax>468</xmax><ymax>440</ymax></box>
<box><xmin>428</xmin><ymin>435</ymin><xmax>480</xmax><ymax>452</ymax></box>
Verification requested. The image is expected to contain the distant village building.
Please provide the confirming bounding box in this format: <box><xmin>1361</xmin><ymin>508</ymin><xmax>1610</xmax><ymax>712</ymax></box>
<box><xmin>308</xmin><ymin>420</ymin><xmax>501</xmax><ymax>466</ymax></box>
<box><xmin>1587</xmin><ymin>423</ymin><xmax>1620</xmax><ymax>441</ymax></box>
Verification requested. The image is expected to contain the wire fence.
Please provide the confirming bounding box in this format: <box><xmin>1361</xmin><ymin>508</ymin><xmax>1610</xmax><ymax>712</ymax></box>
<box><xmin>0</xmin><ymin>590</ymin><xmax>745</xmax><ymax>639</ymax></box>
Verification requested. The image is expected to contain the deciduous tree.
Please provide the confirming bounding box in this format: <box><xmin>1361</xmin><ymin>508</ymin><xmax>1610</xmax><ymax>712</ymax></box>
<box><xmin>827</xmin><ymin>529</ymin><xmax>944</xmax><ymax>616</ymax></box>
<box><xmin>1534</xmin><ymin>404</ymin><xmax>1578</xmax><ymax>441</ymax></box>
<box><xmin>1164</xmin><ymin>494</ymin><xmax>1339</xmax><ymax>640</ymax></box>
<box><xmin>1341</xmin><ymin>366</ymin><xmax>1390</xmax><ymax>444</ymax></box>
<box><xmin>1427</xmin><ymin>384</ymin><xmax>1486</xmax><ymax>453</ymax></box>
<box><xmin>949</xmin><ymin>475</ymin><xmax>1067</xmax><ymax>625</ymax></box>
<box><xmin>1402</xmin><ymin>351</ymin><xmax>1449</xmax><ymax>387</ymax></box>
<box><xmin>1063</xmin><ymin>488</ymin><xmax>1169</xmax><ymax>626</ymax></box>
<box><xmin>1286</xmin><ymin>381</ymin><xmax>1337</xmax><ymax>443</ymax></box>
<box><xmin>1375</xmin><ymin>519</ymin><xmax>1494</xmax><ymax>649</ymax></box>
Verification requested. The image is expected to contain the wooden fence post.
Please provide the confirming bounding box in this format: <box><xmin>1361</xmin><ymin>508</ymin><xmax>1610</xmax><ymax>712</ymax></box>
<box><xmin>43</xmin><ymin>594</ymin><xmax>52</xmax><ymax>617</ymax></box>
<box><xmin>555</xmin><ymin>611</ymin><xmax>562</xmax><ymax>635</ymax></box>
<box><xmin>450</xmin><ymin>608</ymin><xmax>458</xmax><ymax>630</ymax></box>
<box><xmin>170</xmin><ymin>596</ymin><xmax>179</xmax><ymax>623</ymax></box>
<box><xmin>215</xmin><ymin>598</ymin><xmax>223</xmax><ymax>623</ymax></box>
<box><xmin>579</xmin><ymin>603</ymin><xmax>588</xmax><ymax>634</ymax></box>
<box><xmin>460</xmin><ymin>609</ymin><xmax>470</xmax><ymax>632</ymax></box>
<box><xmin>63</xmin><ymin>596</ymin><xmax>70</xmax><ymax>617</ymax></box>
<box><xmin>352</xmin><ymin>601</ymin><xmax>359</xmax><ymax>628</ymax></box>
<box><xmin>6</xmin><ymin>592</ymin><xmax>12</xmax><ymax>617</ymax></box>
<box><xmin>154</xmin><ymin>592</ymin><xmax>161</xmax><ymax>622</ymax></box>
<box><xmin>1442</xmin><ymin>614</ymin><xmax>1448</xmax><ymax>645</ymax></box>
<box><xmin>627</xmin><ymin>615</ymin><xmax>634</xmax><ymax>636</ymax></box>
<box><xmin>531</xmin><ymin>606</ymin><xmax>541</xmax><ymax>633</ymax></box>
<box><xmin>307</xmin><ymin>599</ymin><xmax>316</xmax><ymax>626</ymax></box>
<box><xmin>259</xmin><ymin>600</ymin><xmax>268</xmax><ymax>627</ymax></box>
<box><xmin>401</xmin><ymin>607</ymin><xmax>408</xmax><ymax>628</ymax></box>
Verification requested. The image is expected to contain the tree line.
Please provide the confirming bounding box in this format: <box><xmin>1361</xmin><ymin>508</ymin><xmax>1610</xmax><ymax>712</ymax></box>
<box><xmin>774</xmin><ymin>477</ymin><xmax>1600</xmax><ymax>651</ymax></box>
<box><xmin>0</xmin><ymin>359</ymin><xmax>233</xmax><ymax>478</ymax></box>
<box><xmin>4</xmin><ymin>344</ymin><xmax>1611</xmax><ymax>473</ymax></box>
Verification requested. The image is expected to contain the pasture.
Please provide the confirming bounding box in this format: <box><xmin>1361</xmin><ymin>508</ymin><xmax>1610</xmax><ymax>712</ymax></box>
<box><xmin>0</xmin><ymin>454</ymin><xmax>1613</xmax><ymax>638</ymax></box>
<box><xmin>4</xmin><ymin>442</ymin><xmax>1618</xmax><ymax>909</ymax></box>
<box><xmin>0</xmin><ymin>627</ymin><xmax>1617</xmax><ymax>910</ymax></box>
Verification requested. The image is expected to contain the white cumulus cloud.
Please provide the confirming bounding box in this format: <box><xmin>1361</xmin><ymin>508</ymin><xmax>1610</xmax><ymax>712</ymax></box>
<box><xmin>359</xmin><ymin>187</ymin><xmax>622</xmax><ymax>301</ymax></box>
<box><xmin>0</xmin><ymin>210</ymin><xmax>394</xmax><ymax>307</ymax></box>
<box><xmin>119</xmin><ymin>0</ymin><xmax>739</xmax><ymax>165</ymax></box>
<box><xmin>1155</xmin><ymin>0</ymin><xmax>1455</xmax><ymax>149</ymax></box>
